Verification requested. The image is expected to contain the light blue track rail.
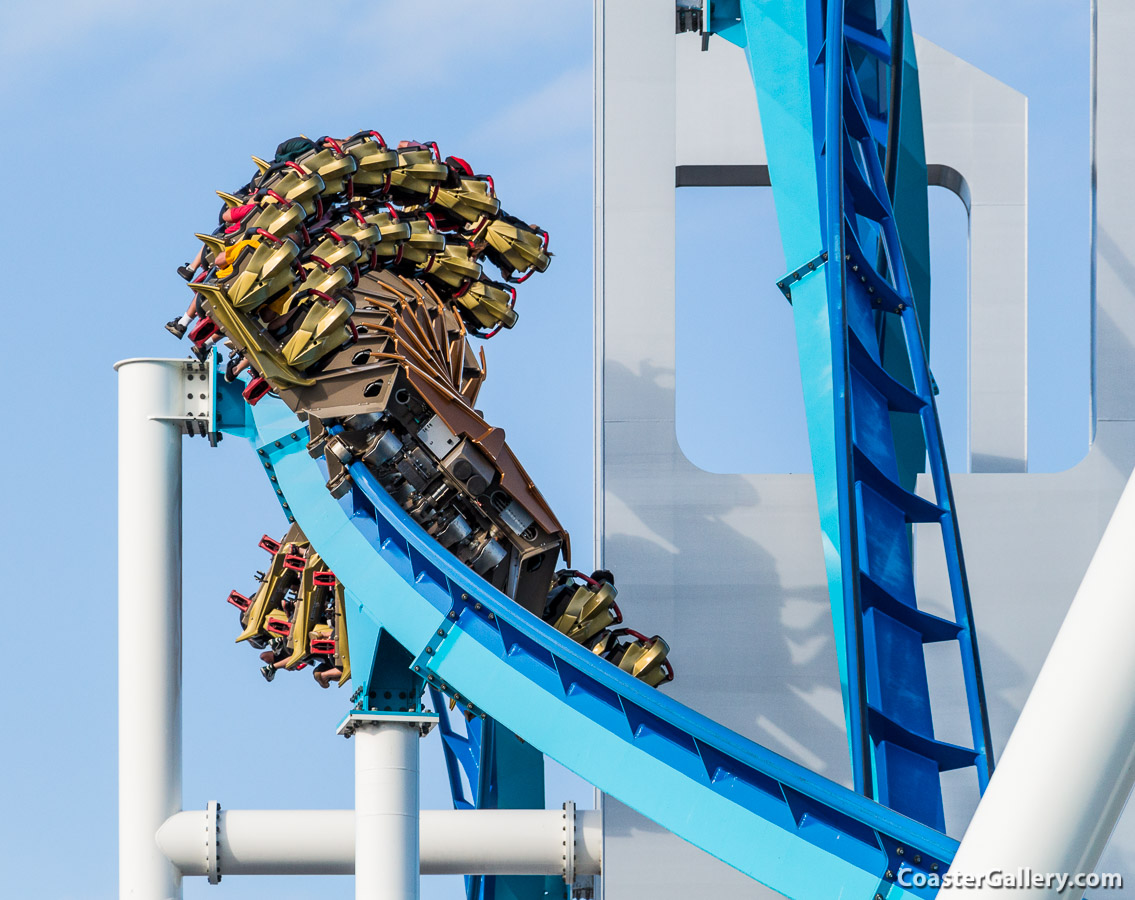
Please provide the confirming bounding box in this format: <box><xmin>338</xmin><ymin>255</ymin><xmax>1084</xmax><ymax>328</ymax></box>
<box><xmin>210</xmin><ymin>1</ymin><xmax>994</xmax><ymax>895</ymax></box>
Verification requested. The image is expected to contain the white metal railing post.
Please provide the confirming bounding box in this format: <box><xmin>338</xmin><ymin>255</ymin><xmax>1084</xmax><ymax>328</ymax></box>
<box><xmin>116</xmin><ymin>358</ymin><xmax>187</xmax><ymax>900</ymax></box>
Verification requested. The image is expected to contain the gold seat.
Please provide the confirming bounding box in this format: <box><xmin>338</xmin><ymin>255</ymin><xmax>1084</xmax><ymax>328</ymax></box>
<box><xmin>243</xmin><ymin>197</ymin><xmax>306</xmax><ymax>239</ymax></box>
<box><xmin>592</xmin><ymin>629</ymin><xmax>674</xmax><ymax>687</ymax></box>
<box><xmin>432</xmin><ymin>176</ymin><xmax>501</xmax><ymax>228</ymax></box>
<box><xmin>301</xmin><ymin>145</ymin><xmax>359</xmax><ymax>197</ymax></box>
<box><xmin>422</xmin><ymin>242</ymin><xmax>483</xmax><ymax>290</ymax></box>
<box><xmin>262</xmin><ymin>167</ymin><xmax>326</xmax><ymax>216</ymax></box>
<box><xmin>358</xmin><ymin>207</ymin><xmax>413</xmax><ymax>257</ymax></box>
<box><xmin>212</xmin><ymin>234</ymin><xmax>300</xmax><ymax>311</ymax></box>
<box><xmin>481</xmin><ymin>216</ymin><xmax>551</xmax><ymax>281</ymax></box>
<box><xmin>283</xmin><ymin>551</ymin><xmax>330</xmax><ymax>669</ymax></box>
<box><xmin>282</xmin><ymin>265</ymin><xmax>353</xmax><ymax>313</ymax></box>
<box><xmin>280</xmin><ymin>295</ymin><xmax>355</xmax><ymax>370</ymax></box>
<box><xmin>235</xmin><ymin>525</ymin><xmax>307</xmax><ymax>644</ymax></box>
<box><xmin>332</xmin><ymin>584</ymin><xmax>351</xmax><ymax>685</ymax></box>
<box><xmin>389</xmin><ymin>147</ymin><xmax>449</xmax><ymax>197</ymax></box>
<box><xmin>308</xmin><ymin>232</ymin><xmax>363</xmax><ymax>270</ymax></box>
<box><xmin>309</xmin><ymin>622</ymin><xmax>337</xmax><ymax>656</ymax></box>
<box><xmin>455</xmin><ymin>281</ymin><xmax>518</xmax><ymax>331</ymax></box>
<box><xmin>397</xmin><ymin>216</ymin><xmax>446</xmax><ymax>266</ymax></box>
<box><xmin>264</xmin><ymin>608</ymin><xmax>293</xmax><ymax>639</ymax></box>
<box><xmin>344</xmin><ymin>133</ymin><xmax>399</xmax><ymax>188</ymax></box>
<box><xmin>552</xmin><ymin>579</ymin><xmax>621</xmax><ymax>645</ymax></box>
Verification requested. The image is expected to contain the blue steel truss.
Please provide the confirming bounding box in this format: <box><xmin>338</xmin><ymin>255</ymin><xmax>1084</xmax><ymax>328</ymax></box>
<box><xmin>709</xmin><ymin>0</ymin><xmax>994</xmax><ymax>828</ymax></box>
<box><xmin>432</xmin><ymin>695</ymin><xmax>553</xmax><ymax>900</ymax></box>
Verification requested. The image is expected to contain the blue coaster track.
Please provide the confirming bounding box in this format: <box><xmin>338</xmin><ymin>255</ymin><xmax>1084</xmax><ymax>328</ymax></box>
<box><xmin>709</xmin><ymin>0</ymin><xmax>993</xmax><ymax>829</ymax></box>
<box><xmin>212</xmin><ymin>1</ymin><xmax>992</xmax><ymax>896</ymax></box>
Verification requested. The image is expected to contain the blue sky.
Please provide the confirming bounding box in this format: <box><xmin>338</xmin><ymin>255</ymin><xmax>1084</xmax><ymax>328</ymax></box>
<box><xmin>0</xmin><ymin>2</ymin><xmax>1091</xmax><ymax>898</ymax></box>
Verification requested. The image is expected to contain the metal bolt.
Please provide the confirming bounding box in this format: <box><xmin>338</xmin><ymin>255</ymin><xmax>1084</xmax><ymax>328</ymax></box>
<box><xmin>913</xmin><ymin>855</ymin><xmax>921</xmax><ymax>864</ymax></box>
<box><xmin>428</xmin><ymin>674</ymin><xmax>435</xmax><ymax>681</ymax></box>
<box><xmin>896</xmin><ymin>847</ymin><xmax>904</xmax><ymax>856</ymax></box>
<box><xmin>885</xmin><ymin>870</ymin><xmax>894</xmax><ymax>880</ymax></box>
<box><xmin>438</xmin><ymin>629</ymin><xmax>446</xmax><ymax>637</ymax></box>
<box><xmin>275</xmin><ymin>441</ymin><xmax>282</xmax><ymax>448</ymax></box>
<box><xmin>474</xmin><ymin>603</ymin><xmax>482</xmax><ymax>610</ymax></box>
<box><xmin>488</xmin><ymin>612</ymin><xmax>495</xmax><ymax>619</ymax></box>
<box><xmin>414</xmin><ymin>666</ymin><xmax>421</xmax><ymax>672</ymax></box>
<box><xmin>426</xmin><ymin>647</ymin><xmax>434</xmax><ymax>654</ymax></box>
<box><xmin>931</xmin><ymin>863</ymin><xmax>939</xmax><ymax>872</ymax></box>
<box><xmin>448</xmin><ymin>612</ymin><xmax>456</xmax><ymax>620</ymax></box>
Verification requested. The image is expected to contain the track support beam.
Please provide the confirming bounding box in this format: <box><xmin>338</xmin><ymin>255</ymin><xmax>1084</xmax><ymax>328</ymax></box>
<box><xmin>339</xmin><ymin>711</ymin><xmax>437</xmax><ymax>899</ymax></box>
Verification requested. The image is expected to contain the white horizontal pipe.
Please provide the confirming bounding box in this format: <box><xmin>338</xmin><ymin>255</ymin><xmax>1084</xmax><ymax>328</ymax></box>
<box><xmin>941</xmin><ymin>467</ymin><xmax>1135</xmax><ymax>898</ymax></box>
<box><xmin>157</xmin><ymin>809</ymin><xmax>602</xmax><ymax>877</ymax></box>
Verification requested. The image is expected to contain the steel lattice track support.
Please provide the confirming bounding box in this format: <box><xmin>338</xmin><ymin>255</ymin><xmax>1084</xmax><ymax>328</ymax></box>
<box><xmin>707</xmin><ymin>0</ymin><xmax>994</xmax><ymax>828</ymax></box>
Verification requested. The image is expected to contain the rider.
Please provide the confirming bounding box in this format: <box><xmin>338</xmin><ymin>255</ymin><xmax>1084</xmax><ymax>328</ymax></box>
<box><xmin>167</xmin><ymin>136</ymin><xmax>318</xmax><ymax>338</ymax></box>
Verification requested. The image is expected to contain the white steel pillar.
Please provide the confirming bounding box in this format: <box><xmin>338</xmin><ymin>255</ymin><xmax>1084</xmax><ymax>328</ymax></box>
<box><xmin>940</xmin><ymin>465</ymin><xmax>1135</xmax><ymax>898</ymax></box>
<box><xmin>339</xmin><ymin>712</ymin><xmax>436</xmax><ymax>900</ymax></box>
<box><xmin>116</xmin><ymin>359</ymin><xmax>186</xmax><ymax>900</ymax></box>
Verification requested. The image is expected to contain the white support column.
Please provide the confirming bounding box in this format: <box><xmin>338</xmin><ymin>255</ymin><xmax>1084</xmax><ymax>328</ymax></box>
<box><xmin>339</xmin><ymin>712</ymin><xmax>437</xmax><ymax>900</ymax></box>
<box><xmin>116</xmin><ymin>359</ymin><xmax>186</xmax><ymax>900</ymax></box>
<box><xmin>357</xmin><ymin>722</ymin><xmax>419</xmax><ymax>899</ymax></box>
<box><xmin>940</xmin><ymin>466</ymin><xmax>1135</xmax><ymax>898</ymax></box>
